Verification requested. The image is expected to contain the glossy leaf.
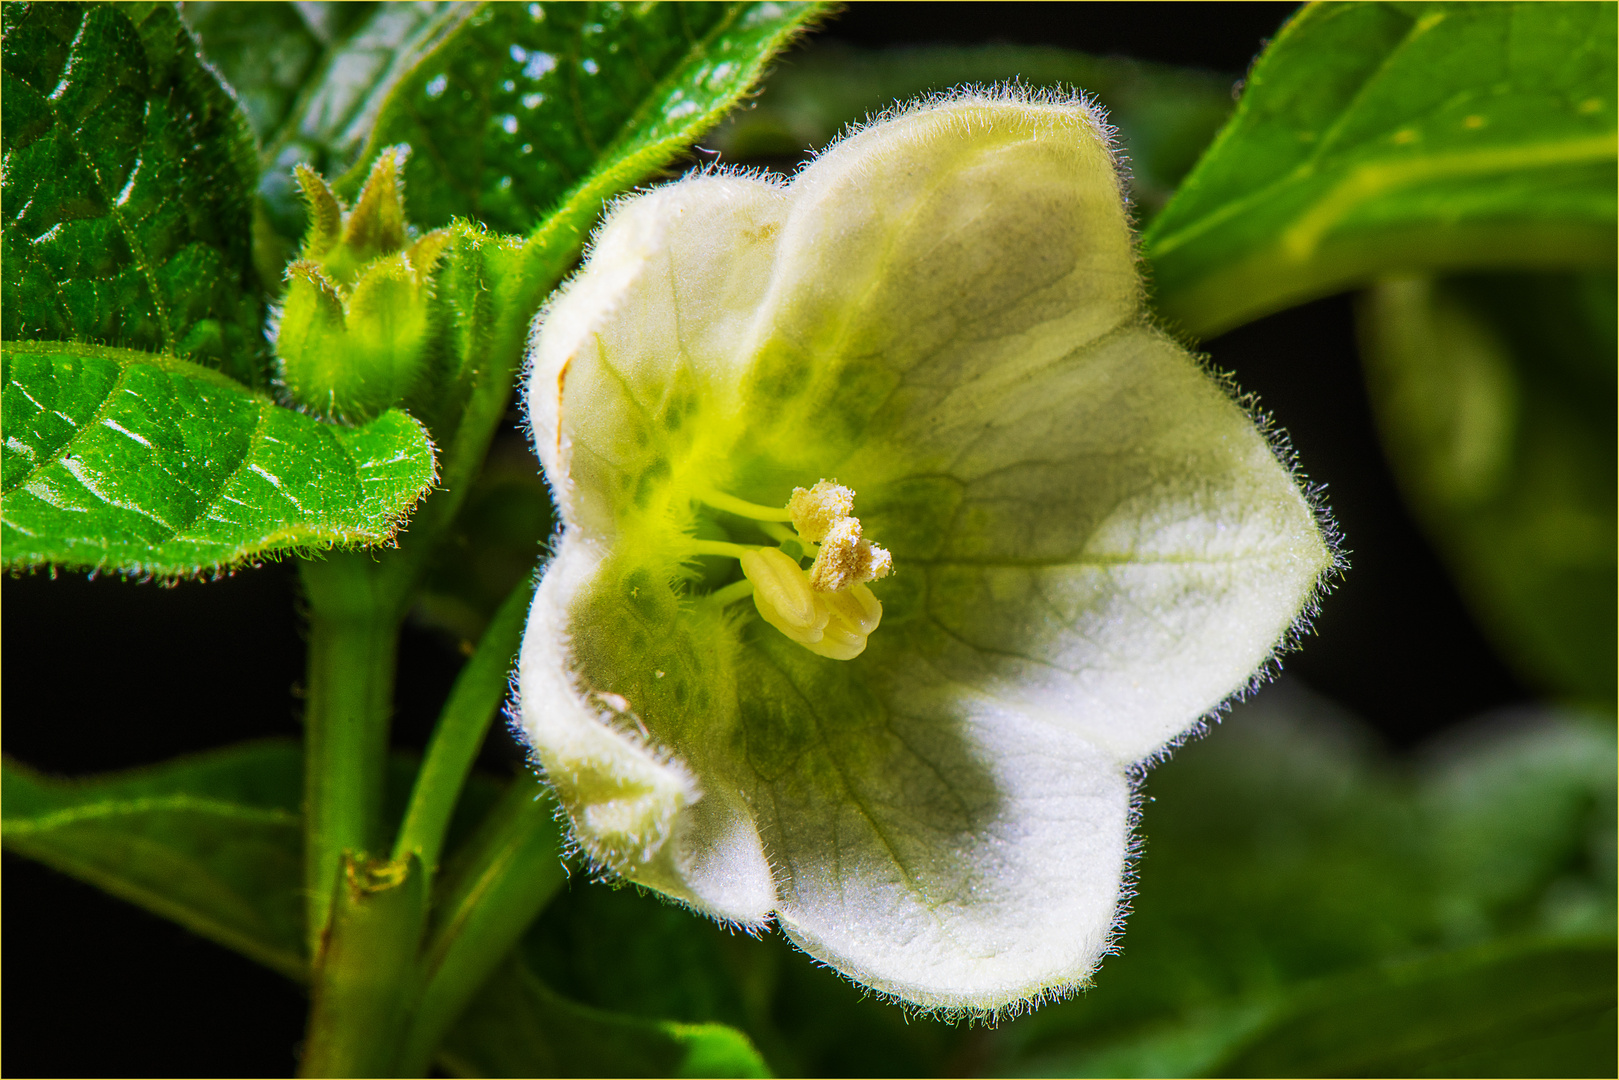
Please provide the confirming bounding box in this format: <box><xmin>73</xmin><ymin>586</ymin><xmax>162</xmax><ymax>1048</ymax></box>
<box><xmin>0</xmin><ymin>741</ymin><xmax>307</xmax><ymax>980</ymax></box>
<box><xmin>708</xmin><ymin>42</ymin><xmax>1234</xmax><ymax>218</ymax></box>
<box><xmin>1358</xmin><ymin>271</ymin><xmax>1616</xmax><ymax>703</ymax></box>
<box><xmin>1</xmin><ymin>341</ymin><xmax>435</xmax><ymax>576</ymax></box>
<box><xmin>180</xmin><ymin>2</ymin><xmax>355</xmax><ymax>143</ymax></box>
<box><xmin>439</xmin><ymin>954</ymin><xmax>770</xmax><ymax>1079</ymax></box>
<box><xmin>342</xmin><ymin>1</ymin><xmax>825</xmax><ymax>234</ymax></box>
<box><xmin>1143</xmin><ymin>1</ymin><xmax>1618</xmax><ymax>338</ymax></box>
<box><xmin>1</xmin><ymin>1</ymin><xmax>263</xmax><ymax>382</ymax></box>
<box><xmin>1210</xmin><ymin>938</ymin><xmax>1618</xmax><ymax>1077</ymax></box>
<box><xmin>245</xmin><ymin>1</ymin><xmax>473</xmax><ymax>273</ymax></box>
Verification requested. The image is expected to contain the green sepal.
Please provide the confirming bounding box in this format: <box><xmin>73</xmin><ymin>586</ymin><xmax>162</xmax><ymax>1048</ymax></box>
<box><xmin>275</xmin><ymin>152</ymin><xmax>452</xmax><ymax>424</ymax></box>
<box><xmin>1144</xmin><ymin>0</ymin><xmax>1618</xmax><ymax>338</ymax></box>
<box><xmin>1</xmin><ymin>340</ymin><xmax>436</xmax><ymax>576</ymax></box>
<box><xmin>1</xmin><ymin>1</ymin><xmax>264</xmax><ymax>383</ymax></box>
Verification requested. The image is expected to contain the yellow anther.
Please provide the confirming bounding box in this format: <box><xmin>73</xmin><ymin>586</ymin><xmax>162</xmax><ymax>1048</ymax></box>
<box><xmin>808</xmin><ymin>516</ymin><xmax>893</xmax><ymax>593</ymax></box>
<box><xmin>710</xmin><ymin>481</ymin><xmax>891</xmax><ymax>661</ymax></box>
<box><xmin>803</xmin><ymin>584</ymin><xmax>883</xmax><ymax>660</ymax></box>
<box><xmin>788</xmin><ymin>480</ymin><xmax>855</xmax><ymax>542</ymax></box>
<box><xmin>741</xmin><ymin>548</ymin><xmax>829</xmax><ymax>645</ymax></box>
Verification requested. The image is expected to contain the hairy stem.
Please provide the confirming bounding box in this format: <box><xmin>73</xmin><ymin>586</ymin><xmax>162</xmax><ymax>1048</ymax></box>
<box><xmin>397</xmin><ymin>774</ymin><xmax>566</xmax><ymax>1075</ymax></box>
<box><xmin>392</xmin><ymin>576</ymin><xmax>536</xmax><ymax>875</ymax></box>
<box><xmin>299</xmin><ymin>552</ymin><xmax>406</xmax><ymax>957</ymax></box>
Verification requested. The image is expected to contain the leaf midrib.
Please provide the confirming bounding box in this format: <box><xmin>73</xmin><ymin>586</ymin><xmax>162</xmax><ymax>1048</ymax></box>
<box><xmin>3</xmin><ymin>793</ymin><xmax>300</xmax><ymax>835</ymax></box>
<box><xmin>1145</xmin><ymin>3</ymin><xmax>1617</xmax><ymax>261</ymax></box>
<box><xmin>52</xmin><ymin>7</ymin><xmax>175</xmax><ymax>351</ymax></box>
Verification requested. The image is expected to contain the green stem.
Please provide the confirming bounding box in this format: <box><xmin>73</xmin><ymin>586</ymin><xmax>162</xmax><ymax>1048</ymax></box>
<box><xmin>300</xmin><ymin>853</ymin><xmax>430</xmax><ymax>1078</ymax></box>
<box><xmin>392</xmin><ymin>576</ymin><xmax>536</xmax><ymax>875</ymax></box>
<box><xmin>299</xmin><ymin>552</ymin><xmax>406</xmax><ymax>957</ymax></box>
<box><xmin>396</xmin><ymin>773</ymin><xmax>566</xmax><ymax>1075</ymax></box>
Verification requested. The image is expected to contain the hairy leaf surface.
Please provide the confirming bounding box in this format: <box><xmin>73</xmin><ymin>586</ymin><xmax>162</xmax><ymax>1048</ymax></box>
<box><xmin>1144</xmin><ymin>1</ymin><xmax>1618</xmax><ymax>337</ymax></box>
<box><xmin>1</xmin><ymin>742</ymin><xmax>307</xmax><ymax>980</ymax></box>
<box><xmin>1</xmin><ymin>341</ymin><xmax>435</xmax><ymax>575</ymax></box>
<box><xmin>1</xmin><ymin>1</ymin><xmax>263</xmax><ymax>381</ymax></box>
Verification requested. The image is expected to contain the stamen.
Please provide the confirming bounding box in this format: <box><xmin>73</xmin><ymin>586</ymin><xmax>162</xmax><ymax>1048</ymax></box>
<box><xmin>696</xmin><ymin>488</ymin><xmax>795</xmax><ymax>522</ymax></box>
<box><xmin>802</xmin><ymin>584</ymin><xmax>883</xmax><ymax>660</ymax></box>
<box><xmin>760</xmin><ymin>520</ymin><xmax>816</xmax><ymax>552</ymax></box>
<box><xmin>788</xmin><ymin>480</ymin><xmax>855</xmax><ymax>542</ymax></box>
<box><xmin>808</xmin><ymin>517</ymin><xmax>892</xmax><ymax>592</ymax></box>
<box><xmin>705</xmin><ymin>578</ymin><xmax>756</xmax><ymax>607</ymax></box>
<box><xmin>687</xmin><ymin>539</ymin><xmax>765</xmax><ymax>559</ymax></box>
<box><xmin>690</xmin><ymin>480</ymin><xmax>890</xmax><ymax>661</ymax></box>
<box><xmin>741</xmin><ymin>548</ymin><xmax>829</xmax><ymax>645</ymax></box>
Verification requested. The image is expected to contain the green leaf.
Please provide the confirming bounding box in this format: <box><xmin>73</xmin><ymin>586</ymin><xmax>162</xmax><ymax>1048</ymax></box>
<box><xmin>180</xmin><ymin>1</ymin><xmax>351</xmax><ymax>144</ymax></box>
<box><xmin>524</xmin><ymin>881</ymin><xmax>967</xmax><ymax>1077</ymax></box>
<box><xmin>244</xmin><ymin>2</ymin><xmax>474</xmax><ymax>276</ymax></box>
<box><xmin>0</xmin><ymin>738</ymin><xmax>511</xmax><ymax>990</ymax></box>
<box><xmin>1143</xmin><ymin>1</ymin><xmax>1618</xmax><ymax>338</ymax></box>
<box><xmin>1</xmin><ymin>741</ymin><xmax>307</xmax><ymax>981</ymax></box>
<box><xmin>987</xmin><ymin>686</ymin><xmax>1616</xmax><ymax>1077</ymax></box>
<box><xmin>1358</xmin><ymin>271</ymin><xmax>1616</xmax><ymax>703</ymax></box>
<box><xmin>1209</xmin><ymin>938</ymin><xmax>1618</xmax><ymax>1078</ymax></box>
<box><xmin>341</xmin><ymin>1</ymin><xmax>825</xmax><ymax>235</ymax></box>
<box><xmin>707</xmin><ymin>42</ymin><xmax>1234</xmax><ymax>219</ymax></box>
<box><xmin>1</xmin><ymin>341</ymin><xmax>435</xmax><ymax>576</ymax></box>
<box><xmin>1</xmin><ymin>1</ymin><xmax>264</xmax><ymax>382</ymax></box>
<box><xmin>438</xmin><ymin>953</ymin><xmax>771</xmax><ymax>1079</ymax></box>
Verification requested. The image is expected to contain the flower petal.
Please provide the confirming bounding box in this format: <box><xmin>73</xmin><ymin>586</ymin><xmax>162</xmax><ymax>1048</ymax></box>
<box><xmin>520</xmin><ymin>537</ymin><xmax>778</xmax><ymax>924</ymax></box>
<box><xmin>526</xmin><ymin>174</ymin><xmax>788</xmax><ymax>532</ymax></box>
<box><xmin>736</xmin><ymin>631</ymin><xmax>1130</xmax><ymax>1012</ymax></box>
<box><xmin>736</xmin><ymin>95</ymin><xmax>1137</xmax><ymax>471</ymax></box>
<box><xmin>851</xmin><ymin>327</ymin><xmax>1331</xmax><ymax>762</ymax></box>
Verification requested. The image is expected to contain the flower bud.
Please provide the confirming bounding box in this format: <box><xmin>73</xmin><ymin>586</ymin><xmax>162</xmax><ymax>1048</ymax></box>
<box><xmin>273</xmin><ymin>147</ymin><xmax>448</xmax><ymax>423</ymax></box>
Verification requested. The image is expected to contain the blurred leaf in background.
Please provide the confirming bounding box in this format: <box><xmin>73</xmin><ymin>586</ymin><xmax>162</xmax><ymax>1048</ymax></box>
<box><xmin>184</xmin><ymin>1</ymin><xmax>473</xmax><ymax>283</ymax></box>
<box><xmin>984</xmin><ymin>682</ymin><xmax>1616</xmax><ymax>1078</ymax></box>
<box><xmin>1358</xmin><ymin>270</ymin><xmax>1617</xmax><ymax>706</ymax></box>
<box><xmin>513</xmin><ymin>681</ymin><xmax>1615</xmax><ymax>1077</ymax></box>
<box><xmin>1142</xmin><ymin>0</ymin><xmax>1617</xmax><ymax>337</ymax></box>
<box><xmin>706</xmin><ymin>41</ymin><xmax>1235</xmax><ymax>218</ymax></box>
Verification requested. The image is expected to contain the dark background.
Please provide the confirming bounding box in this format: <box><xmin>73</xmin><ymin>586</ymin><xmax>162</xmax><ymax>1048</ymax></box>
<box><xmin>2</xmin><ymin>3</ymin><xmax>1530</xmax><ymax>1075</ymax></box>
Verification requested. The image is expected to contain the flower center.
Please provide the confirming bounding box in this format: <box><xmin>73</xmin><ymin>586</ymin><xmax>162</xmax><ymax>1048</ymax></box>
<box><xmin>686</xmin><ymin>480</ymin><xmax>892</xmax><ymax>661</ymax></box>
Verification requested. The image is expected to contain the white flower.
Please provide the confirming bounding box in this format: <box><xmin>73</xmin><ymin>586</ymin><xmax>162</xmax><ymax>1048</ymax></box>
<box><xmin>517</xmin><ymin>91</ymin><xmax>1334</xmax><ymax>1014</ymax></box>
